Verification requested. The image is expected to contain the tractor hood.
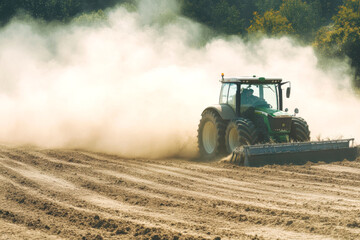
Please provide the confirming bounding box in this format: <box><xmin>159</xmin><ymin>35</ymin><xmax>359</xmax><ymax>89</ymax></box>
<box><xmin>254</xmin><ymin>107</ymin><xmax>292</xmax><ymax>118</ymax></box>
<box><xmin>255</xmin><ymin>107</ymin><xmax>292</xmax><ymax>140</ymax></box>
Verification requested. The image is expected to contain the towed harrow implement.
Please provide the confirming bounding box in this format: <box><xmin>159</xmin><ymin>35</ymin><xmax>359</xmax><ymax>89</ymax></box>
<box><xmin>230</xmin><ymin>139</ymin><xmax>358</xmax><ymax>167</ymax></box>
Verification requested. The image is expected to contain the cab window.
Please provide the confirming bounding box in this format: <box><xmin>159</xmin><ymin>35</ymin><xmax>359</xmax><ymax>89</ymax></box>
<box><xmin>219</xmin><ymin>83</ymin><xmax>230</xmax><ymax>104</ymax></box>
<box><xmin>227</xmin><ymin>83</ymin><xmax>237</xmax><ymax>110</ymax></box>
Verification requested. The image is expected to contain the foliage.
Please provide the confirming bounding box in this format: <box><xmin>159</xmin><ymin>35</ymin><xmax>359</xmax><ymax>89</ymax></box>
<box><xmin>314</xmin><ymin>0</ymin><xmax>360</xmax><ymax>86</ymax></box>
<box><xmin>255</xmin><ymin>0</ymin><xmax>283</xmax><ymax>13</ymax></box>
<box><xmin>279</xmin><ymin>0</ymin><xmax>319</xmax><ymax>41</ymax></box>
<box><xmin>0</xmin><ymin>0</ymin><xmax>345</xmax><ymax>36</ymax></box>
<box><xmin>0</xmin><ymin>0</ymin><xmax>127</xmax><ymax>24</ymax></box>
<box><xmin>308</xmin><ymin>0</ymin><xmax>343</xmax><ymax>24</ymax></box>
<box><xmin>180</xmin><ymin>0</ymin><xmax>256</xmax><ymax>35</ymax></box>
<box><xmin>247</xmin><ymin>10</ymin><xmax>294</xmax><ymax>36</ymax></box>
<box><xmin>72</xmin><ymin>10</ymin><xmax>107</xmax><ymax>25</ymax></box>
<box><xmin>22</xmin><ymin>0</ymin><xmax>81</xmax><ymax>21</ymax></box>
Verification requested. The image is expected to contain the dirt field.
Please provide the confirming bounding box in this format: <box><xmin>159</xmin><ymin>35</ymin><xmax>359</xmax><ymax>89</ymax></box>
<box><xmin>1</xmin><ymin>146</ymin><xmax>360</xmax><ymax>240</ymax></box>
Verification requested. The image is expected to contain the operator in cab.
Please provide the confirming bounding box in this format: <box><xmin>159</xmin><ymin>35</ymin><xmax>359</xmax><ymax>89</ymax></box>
<box><xmin>241</xmin><ymin>88</ymin><xmax>270</xmax><ymax>108</ymax></box>
<box><xmin>241</xmin><ymin>88</ymin><xmax>258</xmax><ymax>106</ymax></box>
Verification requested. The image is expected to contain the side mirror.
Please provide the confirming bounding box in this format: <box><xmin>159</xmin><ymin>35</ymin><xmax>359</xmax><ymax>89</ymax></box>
<box><xmin>286</xmin><ymin>87</ymin><xmax>291</xmax><ymax>98</ymax></box>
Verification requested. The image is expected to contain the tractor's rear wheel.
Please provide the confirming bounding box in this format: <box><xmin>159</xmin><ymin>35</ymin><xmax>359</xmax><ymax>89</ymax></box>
<box><xmin>197</xmin><ymin>110</ymin><xmax>226</xmax><ymax>159</ymax></box>
<box><xmin>290</xmin><ymin>117</ymin><xmax>310</xmax><ymax>142</ymax></box>
<box><xmin>225</xmin><ymin>119</ymin><xmax>258</xmax><ymax>154</ymax></box>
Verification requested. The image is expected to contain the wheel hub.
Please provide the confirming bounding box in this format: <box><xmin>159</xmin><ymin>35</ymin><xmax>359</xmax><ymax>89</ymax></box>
<box><xmin>228</xmin><ymin>127</ymin><xmax>240</xmax><ymax>152</ymax></box>
<box><xmin>202</xmin><ymin>121</ymin><xmax>217</xmax><ymax>154</ymax></box>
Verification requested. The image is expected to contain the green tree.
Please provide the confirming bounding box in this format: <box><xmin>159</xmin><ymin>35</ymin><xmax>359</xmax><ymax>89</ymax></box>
<box><xmin>21</xmin><ymin>0</ymin><xmax>81</xmax><ymax>21</ymax></box>
<box><xmin>314</xmin><ymin>0</ymin><xmax>360</xmax><ymax>86</ymax></box>
<box><xmin>247</xmin><ymin>9</ymin><xmax>294</xmax><ymax>36</ymax></box>
<box><xmin>0</xmin><ymin>0</ymin><xmax>22</xmax><ymax>25</ymax></box>
<box><xmin>180</xmin><ymin>0</ymin><xmax>256</xmax><ymax>35</ymax></box>
<box><xmin>254</xmin><ymin>0</ymin><xmax>283</xmax><ymax>13</ymax></box>
<box><xmin>0</xmin><ymin>0</ymin><xmax>127</xmax><ymax>24</ymax></box>
<box><xmin>73</xmin><ymin>10</ymin><xmax>107</xmax><ymax>25</ymax></box>
<box><xmin>308</xmin><ymin>0</ymin><xmax>343</xmax><ymax>24</ymax></box>
<box><xmin>279</xmin><ymin>0</ymin><xmax>318</xmax><ymax>41</ymax></box>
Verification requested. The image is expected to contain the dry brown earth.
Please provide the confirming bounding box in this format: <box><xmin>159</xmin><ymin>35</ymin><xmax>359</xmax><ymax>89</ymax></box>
<box><xmin>1</xmin><ymin>145</ymin><xmax>360</xmax><ymax>239</ymax></box>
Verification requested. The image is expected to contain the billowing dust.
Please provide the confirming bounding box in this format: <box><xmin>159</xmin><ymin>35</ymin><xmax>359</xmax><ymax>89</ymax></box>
<box><xmin>0</xmin><ymin>0</ymin><xmax>359</xmax><ymax>159</ymax></box>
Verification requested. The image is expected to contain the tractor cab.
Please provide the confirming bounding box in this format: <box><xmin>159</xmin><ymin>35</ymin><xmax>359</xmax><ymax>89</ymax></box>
<box><xmin>219</xmin><ymin>76</ymin><xmax>290</xmax><ymax>117</ymax></box>
<box><xmin>219</xmin><ymin>76</ymin><xmax>293</xmax><ymax>142</ymax></box>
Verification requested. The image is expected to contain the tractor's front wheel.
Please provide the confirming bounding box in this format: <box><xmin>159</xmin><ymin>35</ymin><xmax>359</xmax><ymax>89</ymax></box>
<box><xmin>290</xmin><ymin>117</ymin><xmax>310</xmax><ymax>142</ymax></box>
<box><xmin>197</xmin><ymin>110</ymin><xmax>226</xmax><ymax>159</ymax></box>
<box><xmin>225</xmin><ymin>119</ymin><xmax>258</xmax><ymax>154</ymax></box>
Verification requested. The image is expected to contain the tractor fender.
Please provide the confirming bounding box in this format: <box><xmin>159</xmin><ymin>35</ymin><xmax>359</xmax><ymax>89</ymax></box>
<box><xmin>202</xmin><ymin>104</ymin><xmax>236</xmax><ymax>121</ymax></box>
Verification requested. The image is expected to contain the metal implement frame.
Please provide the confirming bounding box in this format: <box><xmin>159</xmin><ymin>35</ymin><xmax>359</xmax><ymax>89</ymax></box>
<box><xmin>231</xmin><ymin>139</ymin><xmax>358</xmax><ymax>167</ymax></box>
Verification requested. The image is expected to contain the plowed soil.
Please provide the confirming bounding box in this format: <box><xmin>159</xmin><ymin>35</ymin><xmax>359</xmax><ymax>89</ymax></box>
<box><xmin>1</xmin><ymin>146</ymin><xmax>360</xmax><ymax>240</ymax></box>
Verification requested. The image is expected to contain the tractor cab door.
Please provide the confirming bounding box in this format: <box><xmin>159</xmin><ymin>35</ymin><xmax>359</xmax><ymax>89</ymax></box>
<box><xmin>219</xmin><ymin>83</ymin><xmax>238</xmax><ymax>114</ymax></box>
<box><xmin>227</xmin><ymin>84</ymin><xmax>237</xmax><ymax>111</ymax></box>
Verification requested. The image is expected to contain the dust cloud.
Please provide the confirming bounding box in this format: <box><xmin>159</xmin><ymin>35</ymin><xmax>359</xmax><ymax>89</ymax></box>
<box><xmin>0</xmin><ymin>0</ymin><xmax>359</xmax><ymax>159</ymax></box>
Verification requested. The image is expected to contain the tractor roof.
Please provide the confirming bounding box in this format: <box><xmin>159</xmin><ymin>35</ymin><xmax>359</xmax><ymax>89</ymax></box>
<box><xmin>220</xmin><ymin>76</ymin><xmax>282</xmax><ymax>84</ymax></box>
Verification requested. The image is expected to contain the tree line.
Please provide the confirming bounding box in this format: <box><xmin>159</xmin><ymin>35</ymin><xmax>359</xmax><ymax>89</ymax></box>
<box><xmin>181</xmin><ymin>0</ymin><xmax>359</xmax><ymax>86</ymax></box>
<box><xmin>0</xmin><ymin>0</ymin><xmax>359</xmax><ymax>86</ymax></box>
<box><xmin>0</xmin><ymin>0</ymin><xmax>126</xmax><ymax>23</ymax></box>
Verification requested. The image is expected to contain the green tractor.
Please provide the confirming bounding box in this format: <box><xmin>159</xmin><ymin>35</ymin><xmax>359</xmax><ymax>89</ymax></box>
<box><xmin>198</xmin><ymin>75</ymin><xmax>357</xmax><ymax>166</ymax></box>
